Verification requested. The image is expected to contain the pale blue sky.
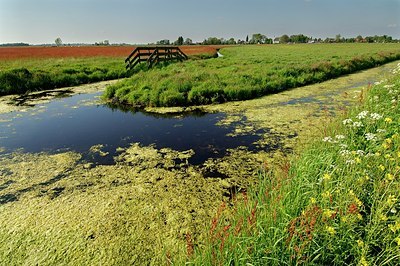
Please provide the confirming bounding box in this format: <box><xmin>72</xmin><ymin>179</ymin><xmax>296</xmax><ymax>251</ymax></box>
<box><xmin>0</xmin><ymin>0</ymin><xmax>399</xmax><ymax>44</ymax></box>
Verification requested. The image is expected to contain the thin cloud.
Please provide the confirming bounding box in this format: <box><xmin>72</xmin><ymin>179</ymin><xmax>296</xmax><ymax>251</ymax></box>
<box><xmin>387</xmin><ymin>24</ymin><xmax>398</xmax><ymax>28</ymax></box>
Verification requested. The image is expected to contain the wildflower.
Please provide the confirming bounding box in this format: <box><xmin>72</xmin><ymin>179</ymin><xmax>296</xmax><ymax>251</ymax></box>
<box><xmin>341</xmin><ymin>216</ymin><xmax>348</xmax><ymax>223</ymax></box>
<box><xmin>377</xmin><ymin>129</ymin><xmax>386</xmax><ymax>133</ymax></box>
<box><xmin>388</xmin><ymin>221</ymin><xmax>400</xmax><ymax>233</ymax></box>
<box><xmin>384</xmin><ymin>84</ymin><xmax>395</xmax><ymax>89</ymax></box>
<box><xmin>310</xmin><ymin>197</ymin><xmax>317</xmax><ymax>204</ymax></box>
<box><xmin>370</xmin><ymin>113</ymin><xmax>383</xmax><ymax>120</ymax></box>
<box><xmin>379</xmin><ymin>214</ymin><xmax>388</xmax><ymax>221</ymax></box>
<box><xmin>379</xmin><ymin>165</ymin><xmax>385</xmax><ymax>171</ymax></box>
<box><xmin>360</xmin><ymin>256</ymin><xmax>369</xmax><ymax>266</ymax></box>
<box><xmin>395</xmin><ymin>237</ymin><xmax>400</xmax><ymax>246</ymax></box>
<box><xmin>339</xmin><ymin>143</ymin><xmax>348</xmax><ymax>149</ymax></box>
<box><xmin>356</xmin><ymin>239</ymin><xmax>364</xmax><ymax>247</ymax></box>
<box><xmin>382</xmin><ymin>143</ymin><xmax>390</xmax><ymax>150</ymax></box>
<box><xmin>326</xmin><ymin>226</ymin><xmax>336</xmax><ymax>235</ymax></box>
<box><xmin>340</xmin><ymin>150</ymin><xmax>350</xmax><ymax>157</ymax></box>
<box><xmin>398</xmin><ymin>151</ymin><xmax>400</xmax><ymax>158</ymax></box>
<box><xmin>342</xmin><ymin>118</ymin><xmax>353</xmax><ymax>125</ymax></box>
<box><xmin>323</xmin><ymin>173</ymin><xmax>331</xmax><ymax>181</ymax></box>
<box><xmin>323</xmin><ymin>209</ymin><xmax>336</xmax><ymax>219</ymax></box>
<box><xmin>322</xmin><ymin>136</ymin><xmax>333</xmax><ymax>143</ymax></box>
<box><xmin>353</xmin><ymin>121</ymin><xmax>363</xmax><ymax>128</ymax></box>
<box><xmin>375</xmin><ymin>152</ymin><xmax>381</xmax><ymax>157</ymax></box>
<box><xmin>386</xmin><ymin>173</ymin><xmax>395</xmax><ymax>181</ymax></box>
<box><xmin>322</xmin><ymin>191</ymin><xmax>331</xmax><ymax>199</ymax></box>
<box><xmin>357</xmin><ymin>111</ymin><xmax>369</xmax><ymax>119</ymax></box>
<box><xmin>385</xmin><ymin>117</ymin><xmax>393</xmax><ymax>124</ymax></box>
<box><xmin>356</xmin><ymin>150</ymin><xmax>365</xmax><ymax>156</ymax></box>
<box><xmin>346</xmin><ymin>160</ymin><xmax>355</xmax><ymax>165</ymax></box>
<box><xmin>365</xmin><ymin>133</ymin><xmax>377</xmax><ymax>141</ymax></box>
<box><xmin>384</xmin><ymin>154</ymin><xmax>392</xmax><ymax>159</ymax></box>
<box><xmin>335</xmin><ymin>135</ymin><xmax>345</xmax><ymax>140</ymax></box>
<box><xmin>357</xmin><ymin>214</ymin><xmax>363</xmax><ymax>220</ymax></box>
<box><xmin>387</xmin><ymin>195</ymin><xmax>397</xmax><ymax>206</ymax></box>
<box><xmin>355</xmin><ymin>157</ymin><xmax>362</xmax><ymax>164</ymax></box>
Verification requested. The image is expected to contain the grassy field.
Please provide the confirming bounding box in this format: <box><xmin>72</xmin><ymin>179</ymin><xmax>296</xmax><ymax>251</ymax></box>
<box><xmin>191</xmin><ymin>64</ymin><xmax>400</xmax><ymax>265</ymax></box>
<box><xmin>0</xmin><ymin>46</ymin><xmax>219</xmax><ymax>96</ymax></box>
<box><xmin>104</xmin><ymin>43</ymin><xmax>400</xmax><ymax>107</ymax></box>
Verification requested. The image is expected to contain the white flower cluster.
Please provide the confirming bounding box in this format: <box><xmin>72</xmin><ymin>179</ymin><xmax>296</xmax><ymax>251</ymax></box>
<box><xmin>357</xmin><ymin>111</ymin><xmax>369</xmax><ymax>119</ymax></box>
<box><xmin>370</xmin><ymin>113</ymin><xmax>383</xmax><ymax>120</ymax></box>
<box><xmin>322</xmin><ymin>135</ymin><xmax>346</xmax><ymax>143</ymax></box>
<box><xmin>392</xmin><ymin>63</ymin><xmax>400</xmax><ymax>74</ymax></box>
<box><xmin>365</xmin><ymin>133</ymin><xmax>377</xmax><ymax>141</ymax></box>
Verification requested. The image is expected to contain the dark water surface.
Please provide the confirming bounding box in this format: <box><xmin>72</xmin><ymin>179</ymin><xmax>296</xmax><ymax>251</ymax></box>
<box><xmin>0</xmin><ymin>92</ymin><xmax>262</xmax><ymax>165</ymax></box>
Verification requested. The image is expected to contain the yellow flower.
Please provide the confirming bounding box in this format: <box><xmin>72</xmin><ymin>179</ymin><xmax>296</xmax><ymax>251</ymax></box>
<box><xmin>385</xmin><ymin>138</ymin><xmax>392</xmax><ymax>144</ymax></box>
<box><xmin>375</xmin><ymin>152</ymin><xmax>381</xmax><ymax>157</ymax></box>
<box><xmin>356</xmin><ymin>239</ymin><xmax>364</xmax><ymax>247</ymax></box>
<box><xmin>355</xmin><ymin>197</ymin><xmax>363</xmax><ymax>207</ymax></box>
<box><xmin>387</xmin><ymin>195</ymin><xmax>397</xmax><ymax>206</ymax></box>
<box><xmin>341</xmin><ymin>216</ymin><xmax>348</xmax><ymax>223</ymax></box>
<box><xmin>397</xmin><ymin>151</ymin><xmax>400</xmax><ymax>158</ymax></box>
<box><xmin>323</xmin><ymin>173</ymin><xmax>331</xmax><ymax>181</ymax></box>
<box><xmin>326</xmin><ymin>226</ymin><xmax>336</xmax><ymax>235</ymax></box>
<box><xmin>379</xmin><ymin>214</ymin><xmax>388</xmax><ymax>221</ymax></box>
<box><xmin>386</xmin><ymin>173</ymin><xmax>395</xmax><ymax>181</ymax></box>
<box><xmin>355</xmin><ymin>157</ymin><xmax>362</xmax><ymax>164</ymax></box>
<box><xmin>357</xmin><ymin>214</ymin><xmax>363</xmax><ymax>221</ymax></box>
<box><xmin>395</xmin><ymin>237</ymin><xmax>400</xmax><ymax>246</ymax></box>
<box><xmin>323</xmin><ymin>209</ymin><xmax>335</xmax><ymax>219</ymax></box>
<box><xmin>379</xmin><ymin>165</ymin><xmax>385</xmax><ymax>171</ymax></box>
<box><xmin>382</xmin><ymin>143</ymin><xmax>390</xmax><ymax>149</ymax></box>
<box><xmin>385</xmin><ymin>117</ymin><xmax>393</xmax><ymax>123</ymax></box>
<box><xmin>360</xmin><ymin>256</ymin><xmax>369</xmax><ymax>266</ymax></box>
<box><xmin>310</xmin><ymin>197</ymin><xmax>317</xmax><ymax>204</ymax></box>
<box><xmin>388</xmin><ymin>221</ymin><xmax>400</xmax><ymax>233</ymax></box>
<box><xmin>322</xmin><ymin>191</ymin><xmax>331</xmax><ymax>199</ymax></box>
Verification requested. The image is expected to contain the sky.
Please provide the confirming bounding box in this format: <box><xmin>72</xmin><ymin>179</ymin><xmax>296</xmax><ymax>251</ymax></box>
<box><xmin>0</xmin><ymin>0</ymin><xmax>399</xmax><ymax>44</ymax></box>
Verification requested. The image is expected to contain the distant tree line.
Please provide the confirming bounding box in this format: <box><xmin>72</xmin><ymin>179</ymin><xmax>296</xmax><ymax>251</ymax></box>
<box><xmin>0</xmin><ymin>43</ymin><xmax>30</xmax><ymax>47</ymax></box>
<box><xmin>155</xmin><ymin>34</ymin><xmax>399</xmax><ymax>46</ymax></box>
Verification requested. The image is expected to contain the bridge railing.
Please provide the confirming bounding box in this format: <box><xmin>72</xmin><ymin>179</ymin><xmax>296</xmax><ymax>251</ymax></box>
<box><xmin>125</xmin><ymin>46</ymin><xmax>188</xmax><ymax>70</ymax></box>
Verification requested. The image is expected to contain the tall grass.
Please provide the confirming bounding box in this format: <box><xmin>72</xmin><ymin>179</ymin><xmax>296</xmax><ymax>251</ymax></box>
<box><xmin>191</xmin><ymin>64</ymin><xmax>400</xmax><ymax>265</ymax></box>
<box><xmin>104</xmin><ymin>43</ymin><xmax>400</xmax><ymax>107</ymax></box>
<box><xmin>0</xmin><ymin>57</ymin><xmax>131</xmax><ymax>96</ymax></box>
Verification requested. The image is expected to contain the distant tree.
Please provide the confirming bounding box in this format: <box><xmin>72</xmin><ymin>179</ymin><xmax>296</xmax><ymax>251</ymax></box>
<box><xmin>55</xmin><ymin>37</ymin><xmax>63</xmax><ymax>46</ymax></box>
<box><xmin>184</xmin><ymin>38</ymin><xmax>193</xmax><ymax>45</ymax></box>
<box><xmin>174</xmin><ymin>36</ymin><xmax>184</xmax><ymax>46</ymax></box>
<box><xmin>335</xmin><ymin>34</ymin><xmax>342</xmax><ymax>43</ymax></box>
<box><xmin>290</xmin><ymin>34</ymin><xmax>310</xmax><ymax>43</ymax></box>
<box><xmin>355</xmin><ymin>35</ymin><xmax>363</xmax><ymax>42</ymax></box>
<box><xmin>104</xmin><ymin>40</ymin><xmax>110</xmax><ymax>46</ymax></box>
<box><xmin>202</xmin><ymin>37</ymin><xmax>222</xmax><ymax>45</ymax></box>
<box><xmin>246</xmin><ymin>35</ymin><xmax>249</xmax><ymax>43</ymax></box>
<box><xmin>157</xmin><ymin>39</ymin><xmax>170</xmax><ymax>45</ymax></box>
<box><xmin>279</xmin><ymin>34</ymin><xmax>290</xmax><ymax>44</ymax></box>
<box><xmin>250</xmin><ymin>33</ymin><xmax>266</xmax><ymax>44</ymax></box>
<box><xmin>227</xmin><ymin>38</ymin><xmax>236</xmax><ymax>45</ymax></box>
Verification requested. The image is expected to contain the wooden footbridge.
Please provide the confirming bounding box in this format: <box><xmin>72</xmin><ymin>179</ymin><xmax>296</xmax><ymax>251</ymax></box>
<box><xmin>125</xmin><ymin>46</ymin><xmax>188</xmax><ymax>70</ymax></box>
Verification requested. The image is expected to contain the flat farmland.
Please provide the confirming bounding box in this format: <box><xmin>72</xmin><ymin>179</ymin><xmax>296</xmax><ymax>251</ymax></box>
<box><xmin>0</xmin><ymin>45</ymin><xmax>220</xmax><ymax>60</ymax></box>
<box><xmin>0</xmin><ymin>45</ymin><xmax>220</xmax><ymax>96</ymax></box>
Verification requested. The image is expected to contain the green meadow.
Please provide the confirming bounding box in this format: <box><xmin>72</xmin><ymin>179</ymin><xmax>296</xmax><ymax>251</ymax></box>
<box><xmin>0</xmin><ymin>57</ymin><xmax>130</xmax><ymax>96</ymax></box>
<box><xmin>104</xmin><ymin>43</ymin><xmax>400</xmax><ymax>107</ymax></box>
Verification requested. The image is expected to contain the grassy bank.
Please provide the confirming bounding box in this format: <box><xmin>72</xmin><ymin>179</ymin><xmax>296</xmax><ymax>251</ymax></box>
<box><xmin>0</xmin><ymin>57</ymin><xmax>130</xmax><ymax>96</ymax></box>
<box><xmin>104</xmin><ymin>43</ymin><xmax>400</xmax><ymax>107</ymax></box>
<box><xmin>191</xmin><ymin>64</ymin><xmax>400</xmax><ymax>265</ymax></box>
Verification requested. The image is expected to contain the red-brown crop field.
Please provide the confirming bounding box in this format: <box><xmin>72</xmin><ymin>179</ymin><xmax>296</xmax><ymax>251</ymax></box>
<box><xmin>0</xmin><ymin>45</ymin><xmax>221</xmax><ymax>60</ymax></box>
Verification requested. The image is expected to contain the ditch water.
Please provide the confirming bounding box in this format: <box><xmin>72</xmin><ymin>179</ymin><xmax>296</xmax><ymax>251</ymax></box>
<box><xmin>0</xmin><ymin>92</ymin><xmax>262</xmax><ymax>165</ymax></box>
